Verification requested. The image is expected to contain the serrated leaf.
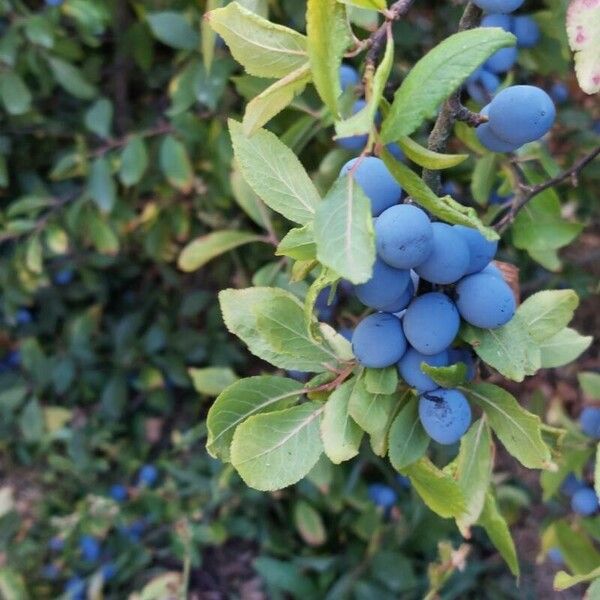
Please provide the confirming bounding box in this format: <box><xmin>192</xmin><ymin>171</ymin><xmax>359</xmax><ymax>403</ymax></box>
<box><xmin>566</xmin><ymin>0</ymin><xmax>600</xmax><ymax>94</ymax></box>
<box><xmin>461</xmin><ymin>314</ymin><xmax>540</xmax><ymax>382</ymax></box>
<box><xmin>220</xmin><ymin>287</ymin><xmax>340</xmax><ymax>372</ymax></box>
<box><xmin>462</xmin><ymin>382</ymin><xmax>552</xmax><ymax>469</ymax></box>
<box><xmin>147</xmin><ymin>12</ymin><xmax>199</xmax><ymax>50</ymax></box>
<box><xmin>206</xmin><ymin>375</ymin><xmax>303</xmax><ymax>460</ymax></box>
<box><xmin>206</xmin><ymin>2</ymin><xmax>307</xmax><ymax>78</ymax></box>
<box><xmin>87</xmin><ymin>157</ymin><xmax>116</xmax><ymax>213</ymax></box>
<box><xmin>470</xmin><ymin>154</ymin><xmax>497</xmax><ymax>206</ymax></box>
<box><xmin>381</xmin><ymin>28</ymin><xmax>515</xmax><ymax>142</ymax></box>
<box><xmin>243</xmin><ymin>64</ymin><xmax>311</xmax><ymax>135</ymax></box>
<box><xmin>314</xmin><ymin>174</ymin><xmax>376</xmax><ymax>284</ymax></box>
<box><xmin>307</xmin><ymin>0</ymin><xmax>352</xmax><ymax>117</ymax></box>
<box><xmin>159</xmin><ymin>135</ymin><xmax>194</xmax><ymax>192</ymax></box>
<box><xmin>421</xmin><ymin>362</ymin><xmax>468</xmax><ymax>389</ymax></box>
<box><xmin>119</xmin><ymin>136</ymin><xmax>148</xmax><ymax>187</ymax></box>
<box><xmin>454</xmin><ymin>419</ymin><xmax>493</xmax><ymax>535</ymax></box>
<box><xmin>335</xmin><ymin>27</ymin><xmax>393</xmax><ymax>136</ymax></box>
<box><xmin>178</xmin><ymin>231</ymin><xmax>263</xmax><ymax>272</ymax></box>
<box><xmin>84</xmin><ymin>98</ymin><xmax>113</xmax><ymax>139</ymax></box>
<box><xmin>364</xmin><ymin>367</ymin><xmax>398</xmax><ymax>395</ymax></box>
<box><xmin>404</xmin><ymin>457</ymin><xmax>465</xmax><ymax>519</ymax></box>
<box><xmin>229</xmin><ymin>120</ymin><xmax>319</xmax><ymax>225</ymax></box>
<box><xmin>321</xmin><ymin>380</ymin><xmax>364</xmax><ymax>463</ymax></box>
<box><xmin>477</xmin><ymin>492</ymin><xmax>519</xmax><ymax>576</ymax></box>
<box><xmin>394</xmin><ymin>135</ymin><xmax>468</xmax><ymax>170</ymax></box>
<box><xmin>539</xmin><ymin>327</ymin><xmax>592</xmax><ymax>368</ymax></box>
<box><xmin>230</xmin><ymin>402</ymin><xmax>324</xmax><ymax>490</ymax></box>
<box><xmin>0</xmin><ymin>72</ymin><xmax>32</xmax><ymax>115</ymax></box>
<box><xmin>294</xmin><ymin>500</ymin><xmax>326</xmax><ymax>546</ymax></box>
<box><xmin>189</xmin><ymin>367</ymin><xmax>238</xmax><ymax>397</ymax></box>
<box><xmin>276</xmin><ymin>223</ymin><xmax>316</xmax><ymax>261</ymax></box>
<box><xmin>47</xmin><ymin>56</ymin><xmax>97</xmax><ymax>100</ymax></box>
<box><xmin>304</xmin><ymin>267</ymin><xmax>339</xmax><ymax>341</ymax></box>
<box><xmin>388</xmin><ymin>397</ymin><xmax>429</xmax><ymax>471</ymax></box>
<box><xmin>517</xmin><ymin>290</ymin><xmax>579</xmax><ymax>343</ymax></box>
<box><xmin>381</xmin><ymin>148</ymin><xmax>499</xmax><ymax>241</ymax></box>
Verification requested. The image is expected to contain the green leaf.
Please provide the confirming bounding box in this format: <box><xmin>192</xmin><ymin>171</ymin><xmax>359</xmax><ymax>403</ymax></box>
<box><xmin>229</xmin><ymin>120</ymin><xmax>320</xmax><ymax>225</ymax></box>
<box><xmin>25</xmin><ymin>235</ymin><xmax>43</xmax><ymax>274</ymax></box>
<box><xmin>119</xmin><ymin>136</ymin><xmax>148</xmax><ymax>187</ymax></box>
<box><xmin>314</xmin><ymin>174</ymin><xmax>376</xmax><ymax>284</ymax></box>
<box><xmin>230</xmin><ymin>402</ymin><xmax>324</xmax><ymax>490</ymax></box>
<box><xmin>231</xmin><ymin>162</ymin><xmax>272</xmax><ymax>229</ymax></box>
<box><xmin>147</xmin><ymin>12</ymin><xmax>199</xmax><ymax>50</ymax></box>
<box><xmin>566</xmin><ymin>0</ymin><xmax>600</xmax><ymax>94</ymax></box>
<box><xmin>189</xmin><ymin>367</ymin><xmax>238</xmax><ymax>397</ymax></box>
<box><xmin>539</xmin><ymin>327</ymin><xmax>592</xmax><ymax>368</ymax></box>
<box><xmin>580</xmin><ymin>372</ymin><xmax>600</xmax><ymax>400</ymax></box>
<box><xmin>477</xmin><ymin>492</ymin><xmax>519</xmax><ymax>576</ymax></box>
<box><xmin>307</xmin><ymin>0</ymin><xmax>352</xmax><ymax>117</ymax></box>
<box><xmin>243</xmin><ymin>64</ymin><xmax>311</xmax><ymax>135</ymax></box>
<box><xmin>394</xmin><ymin>135</ymin><xmax>468</xmax><ymax>170</ymax></box>
<box><xmin>304</xmin><ymin>267</ymin><xmax>340</xmax><ymax>341</ymax></box>
<box><xmin>159</xmin><ymin>135</ymin><xmax>194</xmax><ymax>192</ymax></box>
<box><xmin>178</xmin><ymin>231</ymin><xmax>263</xmax><ymax>272</ymax></box>
<box><xmin>554</xmin><ymin>566</ymin><xmax>600</xmax><ymax>591</ymax></box>
<box><xmin>254</xmin><ymin>557</ymin><xmax>318</xmax><ymax>597</ymax></box>
<box><xmin>88</xmin><ymin>211</ymin><xmax>119</xmax><ymax>255</ymax></box>
<box><xmin>206</xmin><ymin>2</ymin><xmax>307</xmax><ymax>78</ymax></box>
<box><xmin>206</xmin><ymin>375</ymin><xmax>303</xmax><ymax>460</ymax></box>
<box><xmin>84</xmin><ymin>98</ymin><xmax>113</xmax><ymax>139</ymax></box>
<box><xmin>336</xmin><ymin>29</ymin><xmax>393</xmax><ymax>136</ymax></box>
<box><xmin>421</xmin><ymin>362</ymin><xmax>468</xmax><ymax>389</ymax></box>
<box><xmin>554</xmin><ymin>520</ymin><xmax>600</xmax><ymax>574</ymax></box>
<box><xmin>87</xmin><ymin>157</ymin><xmax>116</xmax><ymax>213</ymax></box>
<box><xmin>24</xmin><ymin>14</ymin><xmax>54</xmax><ymax>48</ymax></box>
<box><xmin>0</xmin><ymin>72</ymin><xmax>32</xmax><ymax>115</ymax></box>
<box><xmin>219</xmin><ymin>287</ymin><xmax>340</xmax><ymax>371</ymax></box>
<box><xmin>19</xmin><ymin>398</ymin><xmax>44</xmax><ymax>442</ymax></box>
<box><xmin>338</xmin><ymin>0</ymin><xmax>386</xmax><ymax>9</ymax></box>
<box><xmin>48</xmin><ymin>56</ymin><xmax>97</xmax><ymax>99</ymax></box>
<box><xmin>202</xmin><ymin>0</ymin><xmax>223</xmax><ymax>71</ymax></box>
<box><xmin>461</xmin><ymin>314</ymin><xmax>540</xmax><ymax>382</ymax></box>
<box><xmin>470</xmin><ymin>154</ymin><xmax>498</xmax><ymax>205</ymax></box>
<box><xmin>0</xmin><ymin>567</ymin><xmax>28</xmax><ymax>600</ymax></box>
<box><xmin>321</xmin><ymin>380</ymin><xmax>364</xmax><ymax>463</ymax></box>
<box><xmin>364</xmin><ymin>367</ymin><xmax>398</xmax><ymax>395</ymax></box>
<box><xmin>276</xmin><ymin>224</ymin><xmax>316</xmax><ymax>261</ymax></box>
<box><xmin>462</xmin><ymin>382</ymin><xmax>552</xmax><ymax>469</ymax></box>
<box><xmin>388</xmin><ymin>397</ymin><xmax>429</xmax><ymax>471</ymax></box>
<box><xmin>517</xmin><ymin>290</ymin><xmax>579</xmax><ymax>343</ymax></box>
<box><xmin>294</xmin><ymin>500</ymin><xmax>326</xmax><ymax>546</ymax></box>
<box><xmin>381</xmin><ymin>28</ymin><xmax>515</xmax><ymax>142</ymax></box>
<box><xmin>381</xmin><ymin>149</ymin><xmax>499</xmax><ymax>241</ymax></box>
<box><xmin>404</xmin><ymin>457</ymin><xmax>465</xmax><ymax>519</ymax></box>
<box><xmin>454</xmin><ymin>419</ymin><xmax>493</xmax><ymax>535</ymax></box>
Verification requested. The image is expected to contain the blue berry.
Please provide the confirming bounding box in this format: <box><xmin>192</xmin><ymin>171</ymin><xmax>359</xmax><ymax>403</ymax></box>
<box><xmin>137</xmin><ymin>464</ymin><xmax>158</xmax><ymax>487</ymax></box>
<box><xmin>398</xmin><ymin>348</ymin><xmax>449</xmax><ymax>392</ymax></box>
<box><xmin>485</xmin><ymin>46</ymin><xmax>518</xmax><ymax>74</ymax></box>
<box><xmin>54</xmin><ymin>269</ymin><xmax>74</xmax><ymax>285</ymax></box>
<box><xmin>340</xmin><ymin>156</ymin><xmax>402</xmax><ymax>216</ymax></box>
<box><xmin>477</xmin><ymin>120</ymin><xmax>520</xmax><ymax>152</ymax></box>
<box><xmin>489</xmin><ymin>190</ymin><xmax>511</xmax><ymax>205</ymax></box>
<box><xmin>481</xmin><ymin>13</ymin><xmax>512</xmax><ymax>30</ymax></box>
<box><xmin>337</xmin><ymin>100</ymin><xmax>369</xmax><ymax>151</ymax></box>
<box><xmin>368</xmin><ymin>483</ymin><xmax>397</xmax><ymax>508</ymax></box>
<box><xmin>441</xmin><ymin>181</ymin><xmax>461</xmax><ymax>198</ymax></box>
<box><xmin>79</xmin><ymin>535</ymin><xmax>101</xmax><ymax>563</ymax></box>
<box><xmin>121</xmin><ymin>519</ymin><xmax>146</xmax><ymax>542</ymax></box>
<box><xmin>379</xmin><ymin>279</ymin><xmax>415</xmax><ymax>313</ymax></box>
<box><xmin>402</xmin><ymin>292</ymin><xmax>460</xmax><ymax>356</ymax></box>
<box><xmin>452</xmin><ymin>225</ymin><xmax>498</xmax><ymax>275</ymax></box>
<box><xmin>315</xmin><ymin>287</ymin><xmax>338</xmax><ymax>321</ymax></box>
<box><xmin>447</xmin><ymin>347</ymin><xmax>476</xmax><ymax>381</ymax></box>
<box><xmin>561</xmin><ymin>473</ymin><xmax>586</xmax><ymax>496</ymax></box>
<box><xmin>512</xmin><ymin>15</ymin><xmax>540</xmax><ymax>48</ymax></box>
<box><xmin>386</xmin><ymin>143</ymin><xmax>405</xmax><ymax>162</ymax></box>
<box><xmin>487</xmin><ymin>85</ymin><xmax>556</xmax><ymax>146</ymax></box>
<box><xmin>354</xmin><ymin>256</ymin><xmax>411</xmax><ymax>311</ymax></box>
<box><xmin>571</xmin><ymin>487</ymin><xmax>599</xmax><ymax>516</ymax></box>
<box><xmin>456</xmin><ymin>272</ymin><xmax>516</xmax><ymax>329</ymax></box>
<box><xmin>286</xmin><ymin>370</ymin><xmax>309</xmax><ymax>382</ymax></box>
<box><xmin>481</xmin><ymin>262</ymin><xmax>504</xmax><ymax>278</ymax></box>
<box><xmin>15</xmin><ymin>308</ymin><xmax>33</xmax><ymax>325</ymax></box>
<box><xmin>414</xmin><ymin>223</ymin><xmax>469</xmax><ymax>284</ymax></box>
<box><xmin>547</xmin><ymin>547</ymin><xmax>563</xmax><ymax>565</ymax></box>
<box><xmin>352</xmin><ymin>313</ymin><xmax>407</xmax><ymax>368</ymax></box>
<box><xmin>5</xmin><ymin>350</ymin><xmax>21</xmax><ymax>369</ymax></box>
<box><xmin>375</xmin><ymin>204</ymin><xmax>433</xmax><ymax>270</ymax></box>
<box><xmin>550</xmin><ymin>82</ymin><xmax>569</xmax><ymax>105</ymax></box>
<box><xmin>339</xmin><ymin>64</ymin><xmax>360</xmax><ymax>91</ymax></box>
<box><xmin>396</xmin><ymin>474</ymin><xmax>411</xmax><ymax>489</ymax></box>
<box><xmin>109</xmin><ymin>484</ymin><xmax>128</xmax><ymax>502</ymax></box>
<box><xmin>580</xmin><ymin>407</ymin><xmax>600</xmax><ymax>438</ymax></box>
<box><xmin>472</xmin><ymin>0</ymin><xmax>524</xmax><ymax>13</ymax></box>
<box><xmin>65</xmin><ymin>576</ymin><xmax>86</xmax><ymax>600</ymax></box>
<box><xmin>419</xmin><ymin>389</ymin><xmax>472</xmax><ymax>445</ymax></box>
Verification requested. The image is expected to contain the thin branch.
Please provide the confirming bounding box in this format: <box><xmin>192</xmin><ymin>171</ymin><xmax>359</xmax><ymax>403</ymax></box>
<box><xmin>494</xmin><ymin>144</ymin><xmax>600</xmax><ymax>233</ymax></box>
<box><xmin>422</xmin><ymin>2</ymin><xmax>482</xmax><ymax>193</ymax></box>
<box><xmin>89</xmin><ymin>122</ymin><xmax>174</xmax><ymax>158</ymax></box>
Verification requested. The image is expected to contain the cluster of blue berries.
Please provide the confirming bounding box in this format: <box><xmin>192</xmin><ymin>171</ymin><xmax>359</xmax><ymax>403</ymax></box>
<box><xmin>343</xmin><ymin>157</ymin><xmax>515</xmax><ymax>446</ymax></box>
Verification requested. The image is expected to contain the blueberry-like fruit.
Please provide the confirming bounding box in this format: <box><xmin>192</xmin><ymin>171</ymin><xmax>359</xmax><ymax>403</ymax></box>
<box><xmin>398</xmin><ymin>348</ymin><xmax>449</xmax><ymax>392</ymax></box>
<box><xmin>580</xmin><ymin>406</ymin><xmax>600</xmax><ymax>438</ymax></box>
<box><xmin>339</xmin><ymin>64</ymin><xmax>360</xmax><ymax>91</ymax></box>
<box><xmin>571</xmin><ymin>487</ymin><xmax>599</xmax><ymax>516</ymax></box>
<box><xmin>352</xmin><ymin>313</ymin><xmax>407</xmax><ymax>368</ymax></box>
<box><xmin>137</xmin><ymin>464</ymin><xmax>158</xmax><ymax>487</ymax></box>
<box><xmin>368</xmin><ymin>483</ymin><xmax>398</xmax><ymax>508</ymax></box>
<box><xmin>453</xmin><ymin>225</ymin><xmax>498</xmax><ymax>274</ymax></box>
<box><xmin>419</xmin><ymin>388</ymin><xmax>472</xmax><ymax>445</ymax></box>
<box><xmin>355</xmin><ymin>256</ymin><xmax>411</xmax><ymax>311</ymax></box>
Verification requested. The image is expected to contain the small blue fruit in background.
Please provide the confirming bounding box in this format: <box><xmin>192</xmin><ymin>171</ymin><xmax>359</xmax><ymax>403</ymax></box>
<box><xmin>560</xmin><ymin>473</ymin><xmax>586</xmax><ymax>496</ymax></box>
<box><xmin>549</xmin><ymin>82</ymin><xmax>569</xmax><ymax>105</ymax></box>
<box><xmin>512</xmin><ymin>15</ymin><xmax>540</xmax><ymax>48</ymax></box>
<box><xmin>396</xmin><ymin>474</ymin><xmax>411</xmax><ymax>489</ymax></box>
<box><xmin>120</xmin><ymin>519</ymin><xmax>147</xmax><ymax>542</ymax></box>
<box><xmin>484</xmin><ymin>46</ymin><xmax>517</xmax><ymax>74</ymax></box>
<box><xmin>339</xmin><ymin>64</ymin><xmax>360</xmax><ymax>91</ymax></box>
<box><xmin>5</xmin><ymin>350</ymin><xmax>21</xmax><ymax>369</ymax></box>
<box><xmin>48</xmin><ymin>536</ymin><xmax>64</xmax><ymax>552</ymax></box>
<box><xmin>314</xmin><ymin>287</ymin><xmax>338</xmax><ymax>322</ymax></box>
<box><xmin>101</xmin><ymin>562</ymin><xmax>117</xmax><ymax>580</ymax></box>
<box><xmin>419</xmin><ymin>388</ymin><xmax>472</xmax><ymax>445</ymax></box>
<box><xmin>15</xmin><ymin>308</ymin><xmax>33</xmax><ymax>325</ymax></box>
<box><xmin>354</xmin><ymin>256</ymin><xmax>411</xmax><ymax>311</ymax></box>
<box><xmin>571</xmin><ymin>487</ymin><xmax>599</xmax><ymax>516</ymax></box>
<box><xmin>287</xmin><ymin>370</ymin><xmax>309</xmax><ymax>382</ymax></box>
<box><xmin>65</xmin><ymin>576</ymin><xmax>86</xmax><ymax>600</ymax></box>
<box><xmin>368</xmin><ymin>483</ymin><xmax>397</xmax><ymax>509</ymax></box>
<box><xmin>109</xmin><ymin>484</ymin><xmax>128</xmax><ymax>502</ymax></box>
<box><xmin>580</xmin><ymin>406</ymin><xmax>600</xmax><ymax>438</ymax></box>
<box><xmin>352</xmin><ymin>313</ymin><xmax>407</xmax><ymax>368</ymax></box>
<box><xmin>547</xmin><ymin>547</ymin><xmax>563</xmax><ymax>565</ymax></box>
<box><xmin>79</xmin><ymin>535</ymin><xmax>101</xmax><ymax>563</ymax></box>
<box><xmin>54</xmin><ymin>269</ymin><xmax>74</xmax><ymax>286</ymax></box>
<box><xmin>336</xmin><ymin>100</ymin><xmax>369</xmax><ymax>151</ymax></box>
<box><xmin>386</xmin><ymin>143</ymin><xmax>405</xmax><ymax>162</ymax></box>
<box><xmin>137</xmin><ymin>464</ymin><xmax>159</xmax><ymax>487</ymax></box>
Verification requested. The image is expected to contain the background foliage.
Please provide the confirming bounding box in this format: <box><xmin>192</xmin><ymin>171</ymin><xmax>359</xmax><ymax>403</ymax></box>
<box><xmin>0</xmin><ymin>0</ymin><xmax>597</xmax><ymax>598</ymax></box>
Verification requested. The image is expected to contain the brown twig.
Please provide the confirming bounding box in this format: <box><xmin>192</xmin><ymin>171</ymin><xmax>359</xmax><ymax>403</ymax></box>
<box><xmin>422</xmin><ymin>2</ymin><xmax>483</xmax><ymax>193</ymax></box>
<box><xmin>302</xmin><ymin>364</ymin><xmax>355</xmax><ymax>395</ymax></box>
<box><xmin>494</xmin><ymin>144</ymin><xmax>600</xmax><ymax>233</ymax></box>
<box><xmin>89</xmin><ymin>122</ymin><xmax>174</xmax><ymax>158</ymax></box>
